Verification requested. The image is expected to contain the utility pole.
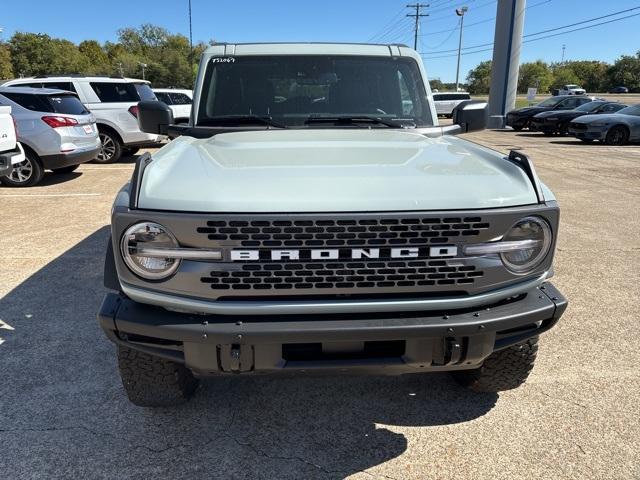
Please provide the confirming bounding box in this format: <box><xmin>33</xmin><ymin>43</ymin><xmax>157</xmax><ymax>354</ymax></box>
<box><xmin>455</xmin><ymin>6</ymin><xmax>469</xmax><ymax>92</ymax></box>
<box><xmin>406</xmin><ymin>4</ymin><xmax>429</xmax><ymax>51</ymax></box>
<box><xmin>188</xmin><ymin>0</ymin><xmax>194</xmax><ymax>70</ymax></box>
<box><xmin>139</xmin><ymin>62</ymin><xmax>147</xmax><ymax>80</ymax></box>
<box><xmin>561</xmin><ymin>44</ymin><xmax>566</xmax><ymax>63</ymax></box>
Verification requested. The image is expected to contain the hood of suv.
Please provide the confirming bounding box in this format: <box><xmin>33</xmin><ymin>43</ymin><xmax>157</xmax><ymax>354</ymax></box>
<box><xmin>138</xmin><ymin>129</ymin><xmax>538</xmax><ymax>212</ymax></box>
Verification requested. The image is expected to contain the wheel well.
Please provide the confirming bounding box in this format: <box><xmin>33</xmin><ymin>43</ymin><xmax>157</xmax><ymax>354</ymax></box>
<box><xmin>96</xmin><ymin>123</ymin><xmax>124</xmax><ymax>145</ymax></box>
<box><xmin>608</xmin><ymin>124</ymin><xmax>630</xmax><ymax>135</ymax></box>
<box><xmin>19</xmin><ymin>143</ymin><xmax>42</xmax><ymax>164</ymax></box>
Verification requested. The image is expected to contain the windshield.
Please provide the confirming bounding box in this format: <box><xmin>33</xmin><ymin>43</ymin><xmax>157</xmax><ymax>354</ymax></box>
<box><xmin>537</xmin><ymin>97</ymin><xmax>566</xmax><ymax>107</ymax></box>
<box><xmin>197</xmin><ymin>55</ymin><xmax>433</xmax><ymax>127</ymax></box>
<box><xmin>617</xmin><ymin>105</ymin><xmax>640</xmax><ymax>116</ymax></box>
<box><xmin>575</xmin><ymin>102</ymin><xmax>605</xmax><ymax>112</ymax></box>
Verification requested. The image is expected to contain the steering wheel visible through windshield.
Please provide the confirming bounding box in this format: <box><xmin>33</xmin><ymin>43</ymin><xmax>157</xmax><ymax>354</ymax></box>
<box><xmin>196</xmin><ymin>55</ymin><xmax>434</xmax><ymax>128</ymax></box>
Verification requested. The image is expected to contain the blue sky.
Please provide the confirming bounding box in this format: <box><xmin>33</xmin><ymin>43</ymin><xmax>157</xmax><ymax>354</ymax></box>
<box><xmin>2</xmin><ymin>0</ymin><xmax>639</xmax><ymax>82</ymax></box>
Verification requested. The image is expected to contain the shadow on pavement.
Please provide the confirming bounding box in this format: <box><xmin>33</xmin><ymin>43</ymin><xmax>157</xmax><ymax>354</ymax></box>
<box><xmin>0</xmin><ymin>228</ymin><xmax>498</xmax><ymax>479</ymax></box>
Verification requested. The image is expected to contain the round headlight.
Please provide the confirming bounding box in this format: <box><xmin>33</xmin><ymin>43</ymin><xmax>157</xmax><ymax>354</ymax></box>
<box><xmin>120</xmin><ymin>222</ymin><xmax>180</xmax><ymax>280</ymax></box>
<box><xmin>500</xmin><ymin>216</ymin><xmax>552</xmax><ymax>274</ymax></box>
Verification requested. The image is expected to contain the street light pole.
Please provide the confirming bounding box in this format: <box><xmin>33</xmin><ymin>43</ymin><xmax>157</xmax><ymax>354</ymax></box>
<box><xmin>455</xmin><ymin>6</ymin><xmax>468</xmax><ymax>92</ymax></box>
<box><xmin>139</xmin><ymin>63</ymin><xmax>147</xmax><ymax>80</ymax></box>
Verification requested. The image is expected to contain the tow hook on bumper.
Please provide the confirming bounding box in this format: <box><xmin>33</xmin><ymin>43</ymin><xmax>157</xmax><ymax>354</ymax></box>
<box><xmin>98</xmin><ymin>283</ymin><xmax>567</xmax><ymax>375</ymax></box>
<box><xmin>219</xmin><ymin>344</ymin><xmax>254</xmax><ymax>372</ymax></box>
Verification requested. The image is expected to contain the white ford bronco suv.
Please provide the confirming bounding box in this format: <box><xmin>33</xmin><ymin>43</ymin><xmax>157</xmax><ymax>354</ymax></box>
<box><xmin>98</xmin><ymin>43</ymin><xmax>567</xmax><ymax>407</ymax></box>
<box><xmin>0</xmin><ymin>105</ymin><xmax>25</xmax><ymax>178</ymax></box>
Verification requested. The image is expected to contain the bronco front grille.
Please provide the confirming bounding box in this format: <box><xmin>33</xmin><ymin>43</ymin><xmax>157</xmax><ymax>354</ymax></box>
<box><xmin>196</xmin><ymin>216</ymin><xmax>490</xmax><ymax>248</ymax></box>
<box><xmin>201</xmin><ymin>259</ymin><xmax>484</xmax><ymax>291</ymax></box>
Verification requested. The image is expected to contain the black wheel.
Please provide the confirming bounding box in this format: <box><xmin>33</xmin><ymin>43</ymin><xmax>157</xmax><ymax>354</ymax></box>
<box><xmin>51</xmin><ymin>164</ymin><xmax>79</xmax><ymax>175</ymax></box>
<box><xmin>117</xmin><ymin>346</ymin><xmax>199</xmax><ymax>407</ymax></box>
<box><xmin>451</xmin><ymin>337</ymin><xmax>538</xmax><ymax>392</ymax></box>
<box><xmin>604</xmin><ymin>125</ymin><xmax>629</xmax><ymax>146</ymax></box>
<box><xmin>558</xmin><ymin>123</ymin><xmax>569</xmax><ymax>136</ymax></box>
<box><xmin>122</xmin><ymin>147</ymin><xmax>140</xmax><ymax>157</ymax></box>
<box><xmin>0</xmin><ymin>149</ymin><xmax>45</xmax><ymax>187</ymax></box>
<box><xmin>94</xmin><ymin>129</ymin><xmax>122</xmax><ymax>163</ymax></box>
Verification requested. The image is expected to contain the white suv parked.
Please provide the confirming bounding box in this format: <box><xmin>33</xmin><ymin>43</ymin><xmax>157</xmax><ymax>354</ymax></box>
<box><xmin>1</xmin><ymin>76</ymin><xmax>163</xmax><ymax>163</ymax></box>
<box><xmin>153</xmin><ymin>89</ymin><xmax>192</xmax><ymax>124</ymax></box>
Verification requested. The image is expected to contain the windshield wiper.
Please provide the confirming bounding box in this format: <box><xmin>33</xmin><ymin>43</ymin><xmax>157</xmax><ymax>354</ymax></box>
<box><xmin>305</xmin><ymin>115</ymin><xmax>410</xmax><ymax>128</ymax></box>
<box><xmin>199</xmin><ymin>115</ymin><xmax>286</xmax><ymax>128</ymax></box>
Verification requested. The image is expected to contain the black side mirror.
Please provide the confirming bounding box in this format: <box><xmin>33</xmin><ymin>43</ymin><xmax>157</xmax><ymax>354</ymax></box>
<box><xmin>452</xmin><ymin>100</ymin><xmax>488</xmax><ymax>133</ymax></box>
<box><xmin>138</xmin><ymin>100</ymin><xmax>174</xmax><ymax>135</ymax></box>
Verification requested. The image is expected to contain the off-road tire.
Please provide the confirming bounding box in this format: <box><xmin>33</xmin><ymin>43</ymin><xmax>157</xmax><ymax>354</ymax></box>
<box><xmin>51</xmin><ymin>165</ymin><xmax>79</xmax><ymax>174</ymax></box>
<box><xmin>117</xmin><ymin>346</ymin><xmax>199</xmax><ymax>407</ymax></box>
<box><xmin>451</xmin><ymin>337</ymin><xmax>539</xmax><ymax>392</ymax></box>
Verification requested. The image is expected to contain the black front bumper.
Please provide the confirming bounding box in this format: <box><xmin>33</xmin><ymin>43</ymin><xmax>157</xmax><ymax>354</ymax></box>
<box><xmin>41</xmin><ymin>147</ymin><xmax>100</xmax><ymax>170</ymax></box>
<box><xmin>98</xmin><ymin>283</ymin><xmax>567</xmax><ymax>375</ymax></box>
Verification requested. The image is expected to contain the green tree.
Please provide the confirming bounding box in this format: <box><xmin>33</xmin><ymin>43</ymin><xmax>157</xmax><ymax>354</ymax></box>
<box><xmin>517</xmin><ymin>60</ymin><xmax>553</xmax><ymax>93</ymax></box>
<box><xmin>466</xmin><ymin>60</ymin><xmax>492</xmax><ymax>94</ymax></box>
<box><xmin>9</xmin><ymin>33</ymin><xmax>84</xmax><ymax>76</ymax></box>
<box><xmin>79</xmin><ymin>40</ymin><xmax>110</xmax><ymax>75</ymax></box>
<box><xmin>565</xmin><ymin>60</ymin><xmax>609</xmax><ymax>92</ymax></box>
<box><xmin>550</xmin><ymin>64</ymin><xmax>581</xmax><ymax>89</ymax></box>
<box><xmin>606</xmin><ymin>51</ymin><xmax>640</xmax><ymax>92</ymax></box>
<box><xmin>430</xmin><ymin>78</ymin><xmax>444</xmax><ymax>91</ymax></box>
<box><xmin>0</xmin><ymin>43</ymin><xmax>13</xmax><ymax>79</ymax></box>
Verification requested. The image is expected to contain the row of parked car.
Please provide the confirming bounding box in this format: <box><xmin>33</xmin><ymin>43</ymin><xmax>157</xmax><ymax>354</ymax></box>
<box><xmin>0</xmin><ymin>76</ymin><xmax>192</xmax><ymax>187</ymax></box>
<box><xmin>506</xmin><ymin>95</ymin><xmax>639</xmax><ymax>145</ymax></box>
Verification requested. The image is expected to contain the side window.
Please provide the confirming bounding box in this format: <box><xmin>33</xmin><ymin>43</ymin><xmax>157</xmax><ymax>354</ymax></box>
<box><xmin>90</xmin><ymin>82</ymin><xmax>138</xmax><ymax>102</ymax></box>
<box><xmin>1</xmin><ymin>92</ymin><xmax>54</xmax><ymax>112</ymax></box>
<box><xmin>9</xmin><ymin>82</ymin><xmax>42</xmax><ymax>88</ymax></box>
<box><xmin>169</xmin><ymin>93</ymin><xmax>192</xmax><ymax>105</ymax></box>
<box><xmin>602</xmin><ymin>104</ymin><xmax>622</xmax><ymax>112</ymax></box>
<box><xmin>155</xmin><ymin>92</ymin><xmax>171</xmax><ymax>104</ymax></box>
<box><xmin>42</xmin><ymin>81</ymin><xmax>77</xmax><ymax>93</ymax></box>
<box><xmin>559</xmin><ymin>98</ymin><xmax>578</xmax><ymax>109</ymax></box>
<box><xmin>576</xmin><ymin>98</ymin><xmax>591</xmax><ymax>106</ymax></box>
<box><xmin>398</xmin><ymin>71</ymin><xmax>414</xmax><ymax>116</ymax></box>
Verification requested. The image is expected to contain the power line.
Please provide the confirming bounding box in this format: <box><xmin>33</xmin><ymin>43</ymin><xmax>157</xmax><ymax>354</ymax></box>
<box><xmin>421</xmin><ymin>9</ymin><xmax>640</xmax><ymax>59</ymax></box>
<box><xmin>419</xmin><ymin>0</ymin><xmax>551</xmax><ymax>37</ymax></box>
<box><xmin>423</xmin><ymin>5</ymin><xmax>640</xmax><ymax>55</ymax></box>
<box><xmin>367</xmin><ymin>6</ymin><xmax>409</xmax><ymax>42</ymax></box>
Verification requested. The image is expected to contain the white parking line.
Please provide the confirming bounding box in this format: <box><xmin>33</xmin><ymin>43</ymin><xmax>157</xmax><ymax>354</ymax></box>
<box><xmin>0</xmin><ymin>193</ymin><xmax>101</xmax><ymax>198</ymax></box>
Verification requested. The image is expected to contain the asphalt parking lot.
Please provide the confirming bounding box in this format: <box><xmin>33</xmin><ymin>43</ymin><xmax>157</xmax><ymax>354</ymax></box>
<box><xmin>1</xmin><ymin>129</ymin><xmax>639</xmax><ymax>479</ymax></box>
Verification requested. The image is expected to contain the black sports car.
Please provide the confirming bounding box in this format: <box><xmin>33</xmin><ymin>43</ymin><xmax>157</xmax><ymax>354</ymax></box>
<box><xmin>609</xmin><ymin>86</ymin><xmax>629</xmax><ymax>94</ymax></box>
<box><xmin>531</xmin><ymin>101</ymin><xmax>627</xmax><ymax>135</ymax></box>
<box><xmin>506</xmin><ymin>95</ymin><xmax>594</xmax><ymax>131</ymax></box>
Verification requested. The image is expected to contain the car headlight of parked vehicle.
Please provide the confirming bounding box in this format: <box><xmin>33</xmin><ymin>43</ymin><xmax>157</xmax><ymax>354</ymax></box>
<box><xmin>463</xmin><ymin>216</ymin><xmax>552</xmax><ymax>274</ymax></box>
<box><xmin>121</xmin><ymin>222</ymin><xmax>181</xmax><ymax>280</ymax></box>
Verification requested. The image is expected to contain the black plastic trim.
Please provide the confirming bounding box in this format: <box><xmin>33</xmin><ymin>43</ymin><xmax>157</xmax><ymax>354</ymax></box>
<box><xmin>508</xmin><ymin>150</ymin><xmax>545</xmax><ymax>204</ymax></box>
<box><xmin>128</xmin><ymin>152</ymin><xmax>153</xmax><ymax>209</ymax></box>
<box><xmin>98</xmin><ymin>282</ymin><xmax>567</xmax><ymax>374</ymax></box>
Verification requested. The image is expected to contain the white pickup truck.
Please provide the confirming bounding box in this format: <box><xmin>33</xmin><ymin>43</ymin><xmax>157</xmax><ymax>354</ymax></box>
<box><xmin>556</xmin><ymin>84</ymin><xmax>586</xmax><ymax>96</ymax></box>
<box><xmin>0</xmin><ymin>106</ymin><xmax>25</xmax><ymax>178</ymax></box>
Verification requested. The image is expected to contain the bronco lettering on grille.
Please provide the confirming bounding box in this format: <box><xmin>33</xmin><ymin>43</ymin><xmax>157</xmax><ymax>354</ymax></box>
<box><xmin>230</xmin><ymin>246</ymin><xmax>458</xmax><ymax>261</ymax></box>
